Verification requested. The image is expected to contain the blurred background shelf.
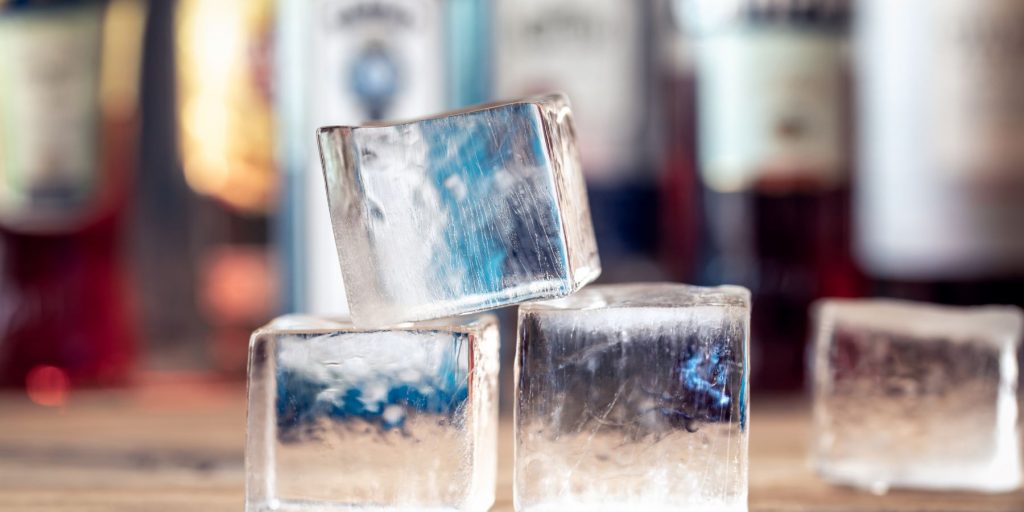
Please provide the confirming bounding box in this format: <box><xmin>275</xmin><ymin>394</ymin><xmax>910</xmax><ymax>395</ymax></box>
<box><xmin>2</xmin><ymin>0</ymin><xmax>1021</xmax><ymax>396</ymax></box>
<box><xmin>1</xmin><ymin>0</ymin><xmax>1023</xmax><ymax>508</ymax></box>
<box><xmin>1</xmin><ymin>376</ymin><xmax>1021</xmax><ymax>512</ymax></box>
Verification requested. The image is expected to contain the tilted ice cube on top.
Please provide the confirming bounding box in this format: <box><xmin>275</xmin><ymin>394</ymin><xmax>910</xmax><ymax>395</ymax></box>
<box><xmin>318</xmin><ymin>94</ymin><xmax>600</xmax><ymax>327</ymax></box>
<box><xmin>516</xmin><ymin>283</ymin><xmax>750</xmax><ymax>512</ymax></box>
<box><xmin>812</xmin><ymin>299</ymin><xmax>1023</xmax><ymax>494</ymax></box>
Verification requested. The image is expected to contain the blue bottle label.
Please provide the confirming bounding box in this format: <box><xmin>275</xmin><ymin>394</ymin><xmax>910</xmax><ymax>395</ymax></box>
<box><xmin>314</xmin><ymin>0</ymin><xmax>446</xmax><ymax>123</ymax></box>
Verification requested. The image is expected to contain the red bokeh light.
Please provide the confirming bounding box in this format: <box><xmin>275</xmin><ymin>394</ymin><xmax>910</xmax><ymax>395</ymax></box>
<box><xmin>26</xmin><ymin>365</ymin><xmax>70</xmax><ymax>407</ymax></box>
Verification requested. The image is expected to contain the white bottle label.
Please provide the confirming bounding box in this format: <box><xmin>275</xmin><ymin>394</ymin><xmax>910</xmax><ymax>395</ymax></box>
<box><xmin>933</xmin><ymin>1</ymin><xmax>1024</xmax><ymax>182</ymax></box>
<box><xmin>0</xmin><ymin>5</ymin><xmax>104</xmax><ymax>232</ymax></box>
<box><xmin>312</xmin><ymin>0</ymin><xmax>445</xmax><ymax>123</ymax></box>
<box><xmin>494</xmin><ymin>0</ymin><xmax>646</xmax><ymax>184</ymax></box>
<box><xmin>856</xmin><ymin>0</ymin><xmax>1024</xmax><ymax>278</ymax></box>
<box><xmin>300</xmin><ymin>0</ymin><xmax>446</xmax><ymax>314</ymax></box>
<box><xmin>694</xmin><ymin>7</ymin><xmax>848</xmax><ymax>193</ymax></box>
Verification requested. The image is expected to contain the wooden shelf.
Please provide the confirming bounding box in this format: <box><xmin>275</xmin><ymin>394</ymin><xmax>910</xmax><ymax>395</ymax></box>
<box><xmin>1</xmin><ymin>376</ymin><xmax>1020</xmax><ymax>511</ymax></box>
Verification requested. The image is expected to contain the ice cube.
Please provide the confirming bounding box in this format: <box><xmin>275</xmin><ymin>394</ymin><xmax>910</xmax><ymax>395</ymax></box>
<box><xmin>317</xmin><ymin>93</ymin><xmax>600</xmax><ymax>327</ymax></box>
<box><xmin>245</xmin><ymin>314</ymin><xmax>500</xmax><ymax>511</ymax></box>
<box><xmin>811</xmin><ymin>299</ymin><xmax>1023</xmax><ymax>494</ymax></box>
<box><xmin>515</xmin><ymin>283</ymin><xmax>751</xmax><ymax>511</ymax></box>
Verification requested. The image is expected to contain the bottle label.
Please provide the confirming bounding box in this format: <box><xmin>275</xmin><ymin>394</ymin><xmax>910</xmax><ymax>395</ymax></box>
<box><xmin>933</xmin><ymin>0</ymin><xmax>1024</xmax><ymax>182</ymax></box>
<box><xmin>0</xmin><ymin>5</ymin><xmax>104</xmax><ymax>232</ymax></box>
<box><xmin>494</xmin><ymin>0</ymin><xmax>646</xmax><ymax>184</ymax></box>
<box><xmin>692</xmin><ymin>1</ymin><xmax>849</xmax><ymax>193</ymax></box>
<box><xmin>857</xmin><ymin>0</ymin><xmax>1024</xmax><ymax>278</ymax></box>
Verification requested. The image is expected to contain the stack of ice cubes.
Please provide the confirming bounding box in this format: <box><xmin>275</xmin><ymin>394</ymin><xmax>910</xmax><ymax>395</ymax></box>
<box><xmin>245</xmin><ymin>94</ymin><xmax>752</xmax><ymax>512</ymax></box>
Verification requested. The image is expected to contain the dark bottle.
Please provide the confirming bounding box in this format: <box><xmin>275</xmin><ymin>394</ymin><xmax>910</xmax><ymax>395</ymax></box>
<box><xmin>687</xmin><ymin>0</ymin><xmax>861</xmax><ymax>390</ymax></box>
<box><xmin>657</xmin><ymin>0</ymin><xmax>700</xmax><ymax>284</ymax></box>
<box><xmin>174</xmin><ymin>0</ymin><xmax>279</xmax><ymax>375</ymax></box>
<box><xmin>855</xmin><ymin>0</ymin><xmax>1024</xmax><ymax>308</ymax></box>
<box><xmin>0</xmin><ymin>0</ymin><xmax>146</xmax><ymax>388</ymax></box>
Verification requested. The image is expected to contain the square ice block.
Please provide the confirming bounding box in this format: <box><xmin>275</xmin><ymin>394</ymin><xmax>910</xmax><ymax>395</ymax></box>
<box><xmin>317</xmin><ymin>93</ymin><xmax>600</xmax><ymax>327</ymax></box>
<box><xmin>245</xmin><ymin>314</ymin><xmax>500</xmax><ymax>511</ymax></box>
<box><xmin>811</xmin><ymin>299</ymin><xmax>1024</xmax><ymax>494</ymax></box>
<box><xmin>515</xmin><ymin>283</ymin><xmax>751</xmax><ymax>511</ymax></box>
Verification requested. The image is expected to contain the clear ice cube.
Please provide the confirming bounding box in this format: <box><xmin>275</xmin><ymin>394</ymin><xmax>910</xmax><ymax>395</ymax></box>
<box><xmin>317</xmin><ymin>94</ymin><xmax>600</xmax><ymax>327</ymax></box>
<box><xmin>245</xmin><ymin>314</ymin><xmax>500</xmax><ymax>511</ymax></box>
<box><xmin>811</xmin><ymin>299</ymin><xmax>1023</xmax><ymax>494</ymax></box>
<box><xmin>515</xmin><ymin>283</ymin><xmax>750</xmax><ymax>511</ymax></box>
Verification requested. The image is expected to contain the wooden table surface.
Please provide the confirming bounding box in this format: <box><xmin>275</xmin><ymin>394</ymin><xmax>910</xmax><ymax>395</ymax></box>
<box><xmin>1</xmin><ymin>375</ymin><xmax>1021</xmax><ymax>512</ymax></box>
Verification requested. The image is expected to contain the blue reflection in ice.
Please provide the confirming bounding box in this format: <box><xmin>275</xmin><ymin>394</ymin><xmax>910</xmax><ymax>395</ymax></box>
<box><xmin>275</xmin><ymin>336</ymin><xmax>469</xmax><ymax>439</ymax></box>
<box><xmin>680</xmin><ymin>343</ymin><xmax>731</xmax><ymax>408</ymax></box>
<box><xmin>417</xmin><ymin>104</ymin><xmax>568</xmax><ymax>299</ymax></box>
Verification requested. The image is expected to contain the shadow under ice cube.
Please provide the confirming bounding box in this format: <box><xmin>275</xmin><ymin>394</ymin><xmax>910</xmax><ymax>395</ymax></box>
<box><xmin>317</xmin><ymin>94</ymin><xmax>600</xmax><ymax>327</ymax></box>
<box><xmin>812</xmin><ymin>299</ymin><xmax>1024</xmax><ymax>494</ymax></box>
<box><xmin>246</xmin><ymin>315</ymin><xmax>500</xmax><ymax>511</ymax></box>
<box><xmin>515</xmin><ymin>283</ymin><xmax>750</xmax><ymax>512</ymax></box>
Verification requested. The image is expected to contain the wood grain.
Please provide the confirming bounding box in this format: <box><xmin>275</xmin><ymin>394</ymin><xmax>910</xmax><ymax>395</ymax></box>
<box><xmin>0</xmin><ymin>376</ymin><xmax>1020</xmax><ymax>511</ymax></box>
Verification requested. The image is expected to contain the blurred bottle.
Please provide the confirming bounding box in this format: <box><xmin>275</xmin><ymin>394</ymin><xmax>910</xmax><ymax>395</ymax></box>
<box><xmin>856</xmin><ymin>0</ymin><xmax>1024</xmax><ymax>307</ymax></box>
<box><xmin>494</xmin><ymin>0</ymin><xmax>660</xmax><ymax>281</ymax></box>
<box><xmin>175</xmin><ymin>0</ymin><xmax>278</xmax><ymax>374</ymax></box>
<box><xmin>0</xmin><ymin>0</ymin><xmax>146</xmax><ymax>388</ymax></box>
<box><xmin>278</xmin><ymin>0</ymin><xmax>489</xmax><ymax>315</ymax></box>
<box><xmin>657</xmin><ymin>0</ymin><xmax>700</xmax><ymax>284</ymax></box>
<box><xmin>686</xmin><ymin>0</ymin><xmax>860</xmax><ymax>390</ymax></box>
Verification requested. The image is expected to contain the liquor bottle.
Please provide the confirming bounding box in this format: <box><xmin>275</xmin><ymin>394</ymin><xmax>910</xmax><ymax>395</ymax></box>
<box><xmin>493</xmin><ymin>0</ymin><xmax>660</xmax><ymax>281</ymax></box>
<box><xmin>856</xmin><ymin>0</ymin><xmax>1024</xmax><ymax>307</ymax></box>
<box><xmin>657</xmin><ymin>0</ymin><xmax>700</xmax><ymax>284</ymax></box>
<box><xmin>687</xmin><ymin>0</ymin><xmax>860</xmax><ymax>390</ymax></box>
<box><xmin>278</xmin><ymin>0</ymin><xmax>489</xmax><ymax>315</ymax></box>
<box><xmin>0</xmin><ymin>0</ymin><xmax>146</xmax><ymax>388</ymax></box>
<box><xmin>174</xmin><ymin>0</ymin><xmax>278</xmax><ymax>373</ymax></box>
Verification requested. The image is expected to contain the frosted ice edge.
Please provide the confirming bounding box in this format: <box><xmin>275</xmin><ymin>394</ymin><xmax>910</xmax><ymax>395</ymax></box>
<box><xmin>538</xmin><ymin>94</ymin><xmax>600</xmax><ymax>288</ymax></box>
<box><xmin>318</xmin><ymin>94</ymin><xmax>599</xmax><ymax>327</ymax></box>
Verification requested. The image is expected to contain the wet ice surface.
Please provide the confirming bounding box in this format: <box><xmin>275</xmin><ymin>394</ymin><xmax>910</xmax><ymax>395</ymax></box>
<box><xmin>812</xmin><ymin>299</ymin><xmax>1023</xmax><ymax>494</ymax></box>
<box><xmin>318</xmin><ymin>94</ymin><xmax>600</xmax><ymax>327</ymax></box>
<box><xmin>515</xmin><ymin>283</ymin><xmax>750</xmax><ymax>511</ymax></box>
<box><xmin>245</xmin><ymin>315</ymin><xmax>499</xmax><ymax>512</ymax></box>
